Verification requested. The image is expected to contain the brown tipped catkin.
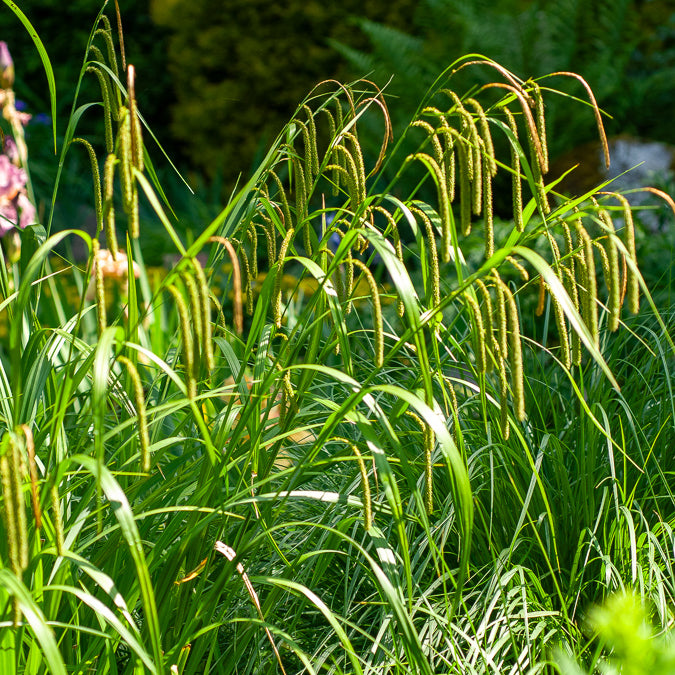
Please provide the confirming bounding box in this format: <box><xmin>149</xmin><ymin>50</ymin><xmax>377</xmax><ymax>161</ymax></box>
<box><xmin>274</xmin><ymin>228</ymin><xmax>295</xmax><ymax>328</ymax></box>
<box><xmin>246</xmin><ymin>223</ymin><xmax>259</xmax><ymax>280</ymax></box>
<box><xmin>86</xmin><ymin>66</ymin><xmax>114</xmax><ymax>153</ymax></box>
<box><xmin>181</xmin><ymin>270</ymin><xmax>203</xmax><ymax>363</ymax></box>
<box><xmin>492</xmin><ymin>271</ymin><xmax>508</xmax><ymax>359</ymax></box>
<box><xmin>294</xmin><ymin>164</ymin><xmax>312</xmax><ymax>260</ymax></box>
<box><xmin>10</xmin><ymin>436</ymin><xmax>28</xmax><ymax>572</ymax></box>
<box><xmin>322</xmin><ymin>107</ymin><xmax>336</xmax><ymax>150</ymax></box>
<box><xmin>334</xmin><ymin>145</ymin><xmax>360</xmax><ymax>207</ymax></box>
<box><xmin>536</xmin><ymin>276</ymin><xmax>546</xmax><ymax>317</ymax></box>
<box><xmin>466</xmin><ymin>98</ymin><xmax>497</xmax><ymax>177</ymax></box>
<box><xmin>516</xmin><ymin>83</ymin><xmax>548</xmax><ymax>213</ymax></box>
<box><xmin>574</xmin><ymin>249</ymin><xmax>590</xmax><ymax>335</ymax></box>
<box><xmin>269</xmin><ymin>170</ymin><xmax>293</xmax><ymax>229</ymax></box>
<box><xmin>442</xmin><ymin>88</ymin><xmax>466</xmax><ymax>117</ymax></box>
<box><xmin>423</xmin><ymin>424</ymin><xmax>435</xmax><ymax>516</ymax></box>
<box><xmin>73</xmin><ymin>138</ymin><xmax>103</xmax><ymax>234</ymax></box>
<box><xmin>551</xmin><ymin>291</ymin><xmax>571</xmax><ymax>368</ymax></box>
<box><xmin>530</xmin><ymin>82</ymin><xmax>548</xmax><ymax>174</ymax></box>
<box><xmin>127</xmin><ymin>65</ymin><xmax>143</xmax><ymax>171</ymax></box>
<box><xmin>118</xmin><ymin>356</ymin><xmax>151</xmax><ymax>472</ymax></box>
<box><xmin>352</xmin><ymin>259</ymin><xmax>383</xmax><ymax>368</ymax></box>
<box><xmin>464</xmin><ymin>292</ymin><xmax>486</xmax><ymax>374</ymax></box>
<box><xmin>505</xmin><ymin>256</ymin><xmax>529</xmax><ymax>281</ymax></box>
<box><xmin>412</xmin><ymin>120</ymin><xmax>445</xmax><ymax>166</ymax></box>
<box><xmin>483</xmin><ymin>151</ymin><xmax>494</xmax><ymax>258</ymax></box>
<box><xmin>127</xmin><ymin>182</ymin><xmax>140</xmax><ymax>240</ymax></box>
<box><xmin>506</xmin><ymin>290</ymin><xmax>525</xmax><ymax>421</ymax></box>
<box><xmin>459</xmin><ymin>145</ymin><xmax>472</xmax><ymax>237</ymax></box>
<box><xmin>483</xmin><ymin>82</ymin><xmax>544</xmax><ymax>175</ymax></box>
<box><xmin>239</xmin><ymin>248</ymin><xmax>254</xmax><ymax>317</ymax></box>
<box><xmin>335</xmin><ymin>96</ymin><xmax>344</xmax><ymax>141</ymax></box>
<box><xmin>561</xmin><ymin>220</ymin><xmax>575</xmax><ymax>257</ymax></box>
<box><xmin>531</xmin><ymin>147</ymin><xmax>550</xmax><ymax>215</ymax></box>
<box><xmin>210</xmin><ymin>237</ymin><xmax>243</xmax><ymax>335</ymax></box>
<box><xmin>374</xmin><ymin>206</ymin><xmax>406</xmax><ymax>315</ymax></box>
<box><xmin>347</xmin><ymin>129</ymin><xmax>367</xmax><ymax>201</ymax></box>
<box><xmin>303</xmin><ymin>105</ymin><xmax>320</xmax><ymax>177</ymax></box>
<box><xmin>409</xmin><ymin>153</ymin><xmax>452</xmax><ymax>263</ymax></box>
<box><xmin>259</xmin><ymin>213</ymin><xmax>277</xmax><ymax>268</ymax></box>
<box><xmin>92</xmin><ymin>239</ymin><xmax>107</xmax><ymax>337</ymax></box>
<box><xmin>472</xmin><ymin>136</ymin><xmax>483</xmax><ymax>217</ymax></box>
<box><xmin>295</xmin><ymin>119</ymin><xmax>313</xmax><ymax>186</ymax></box>
<box><xmin>576</xmin><ymin>222</ymin><xmax>599</xmax><ymax>348</ymax></box>
<box><xmin>335</xmin><ymin>437</ymin><xmax>372</xmax><ymax>530</ymax></box>
<box><xmin>168</xmin><ymin>284</ymin><xmax>196</xmax><ymax>399</ymax></box>
<box><xmin>563</xmin><ymin>265</ymin><xmax>583</xmax><ymax>366</ymax></box>
<box><xmin>344</xmin><ymin>253</ymin><xmax>354</xmax><ymax>316</ymax></box>
<box><xmin>353</xmin><ymin>443</ymin><xmax>373</xmax><ymax>529</ymax></box>
<box><xmin>495</xmin><ymin>277</ymin><xmax>525</xmax><ymax>420</ymax></box>
<box><xmin>492</xmin><ymin>337</ymin><xmax>510</xmax><ymax>439</ymax></box>
<box><xmin>439</xmin><ymin>127</ymin><xmax>472</xmax><ymax>236</ymax></box>
<box><xmin>410</xmin><ymin>206</ymin><xmax>441</xmax><ymax>313</ymax></box>
<box><xmin>118</xmin><ymin>106</ymin><xmax>133</xmax><ymax>208</ymax></box>
<box><xmin>1</xmin><ymin>443</ymin><xmax>20</xmax><ymax>576</ymax></box>
<box><xmin>118</xmin><ymin>105</ymin><xmax>140</xmax><ymax>239</ymax></box>
<box><xmin>601</xmin><ymin>193</ymin><xmax>638</xmax><ymax>313</ymax></box>
<box><xmin>21</xmin><ymin>426</ymin><xmax>40</xmax><ymax>531</ymax></box>
<box><xmin>446</xmin><ymin>365</ymin><xmax>460</xmax><ymax>440</ymax></box>
<box><xmin>504</xmin><ymin>108</ymin><xmax>524</xmax><ymax>232</ymax></box>
<box><xmin>277</xmin><ymin>370</ymin><xmax>289</xmax><ymax>427</ymax></box>
<box><xmin>598</xmin><ymin>208</ymin><xmax>621</xmax><ymax>331</ymax></box>
<box><xmin>405</xmin><ymin>411</ymin><xmax>435</xmax><ymax>515</ymax></box>
<box><xmin>103</xmin><ymin>153</ymin><xmax>119</xmax><ymax>259</ymax></box>
<box><xmin>213</xmin><ymin>292</ymin><xmax>228</xmax><ymax>337</ymax></box>
<box><xmin>322</xmin><ymin>107</ymin><xmax>340</xmax><ymax>194</ymax></box>
<box><xmin>475</xmin><ymin>278</ymin><xmax>494</xmax><ymax>368</ymax></box>
<box><xmin>593</xmin><ymin>240</ymin><xmax>611</xmax><ymax>289</ymax></box>
<box><xmin>50</xmin><ymin>483</ymin><xmax>64</xmax><ymax>557</ymax></box>
<box><xmin>191</xmin><ymin>257</ymin><xmax>215</xmax><ymax>372</ymax></box>
<box><xmin>438</xmin><ymin>119</ymin><xmax>456</xmax><ymax>202</ymax></box>
<box><xmin>88</xmin><ymin>42</ymin><xmax>107</xmax><ymax>68</ymax></box>
<box><xmin>95</xmin><ymin>23</ymin><xmax>119</xmax><ymax>77</ymax></box>
<box><xmin>325</xmin><ymin>248</ymin><xmax>345</xmax><ymax>307</ymax></box>
<box><xmin>337</xmin><ymin>132</ymin><xmax>366</xmax><ymax>203</ymax></box>
<box><xmin>619</xmin><ymin>196</ymin><xmax>639</xmax><ymax>313</ymax></box>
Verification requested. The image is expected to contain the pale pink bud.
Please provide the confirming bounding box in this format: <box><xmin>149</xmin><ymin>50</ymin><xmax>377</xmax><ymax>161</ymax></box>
<box><xmin>0</xmin><ymin>42</ymin><xmax>14</xmax><ymax>89</ymax></box>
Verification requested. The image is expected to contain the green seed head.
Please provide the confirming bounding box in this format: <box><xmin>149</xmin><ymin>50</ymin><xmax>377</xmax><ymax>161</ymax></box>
<box><xmin>118</xmin><ymin>356</ymin><xmax>151</xmax><ymax>473</ymax></box>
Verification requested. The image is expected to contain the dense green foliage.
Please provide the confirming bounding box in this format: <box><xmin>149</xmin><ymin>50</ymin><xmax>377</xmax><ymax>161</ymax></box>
<box><xmin>0</xmin><ymin>4</ymin><xmax>674</xmax><ymax>674</ymax></box>
<box><xmin>150</xmin><ymin>0</ymin><xmax>417</xmax><ymax>180</ymax></box>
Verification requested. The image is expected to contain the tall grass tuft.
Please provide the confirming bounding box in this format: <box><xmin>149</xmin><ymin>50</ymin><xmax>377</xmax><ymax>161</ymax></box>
<box><xmin>0</xmin><ymin>5</ymin><xmax>673</xmax><ymax>674</ymax></box>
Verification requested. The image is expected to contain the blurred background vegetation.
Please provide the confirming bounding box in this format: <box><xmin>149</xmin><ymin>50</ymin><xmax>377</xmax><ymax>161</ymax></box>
<box><xmin>2</xmin><ymin>0</ymin><xmax>674</xmax><ymax>260</ymax></box>
<box><xmin>3</xmin><ymin>0</ymin><xmax>672</xmax><ymax>184</ymax></box>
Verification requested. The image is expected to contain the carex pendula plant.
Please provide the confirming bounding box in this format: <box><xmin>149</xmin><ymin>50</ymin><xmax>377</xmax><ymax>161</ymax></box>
<box><xmin>0</xmin><ymin>3</ymin><xmax>674</xmax><ymax>673</ymax></box>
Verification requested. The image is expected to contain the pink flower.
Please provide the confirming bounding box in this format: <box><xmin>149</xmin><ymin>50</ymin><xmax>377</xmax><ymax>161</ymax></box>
<box><xmin>0</xmin><ymin>154</ymin><xmax>36</xmax><ymax>235</ymax></box>
<box><xmin>3</xmin><ymin>137</ymin><xmax>18</xmax><ymax>163</ymax></box>
<box><xmin>0</xmin><ymin>42</ymin><xmax>13</xmax><ymax>89</ymax></box>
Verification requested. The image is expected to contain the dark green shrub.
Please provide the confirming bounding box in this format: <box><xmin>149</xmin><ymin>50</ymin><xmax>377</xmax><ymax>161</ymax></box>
<box><xmin>150</xmin><ymin>0</ymin><xmax>417</xmax><ymax>181</ymax></box>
